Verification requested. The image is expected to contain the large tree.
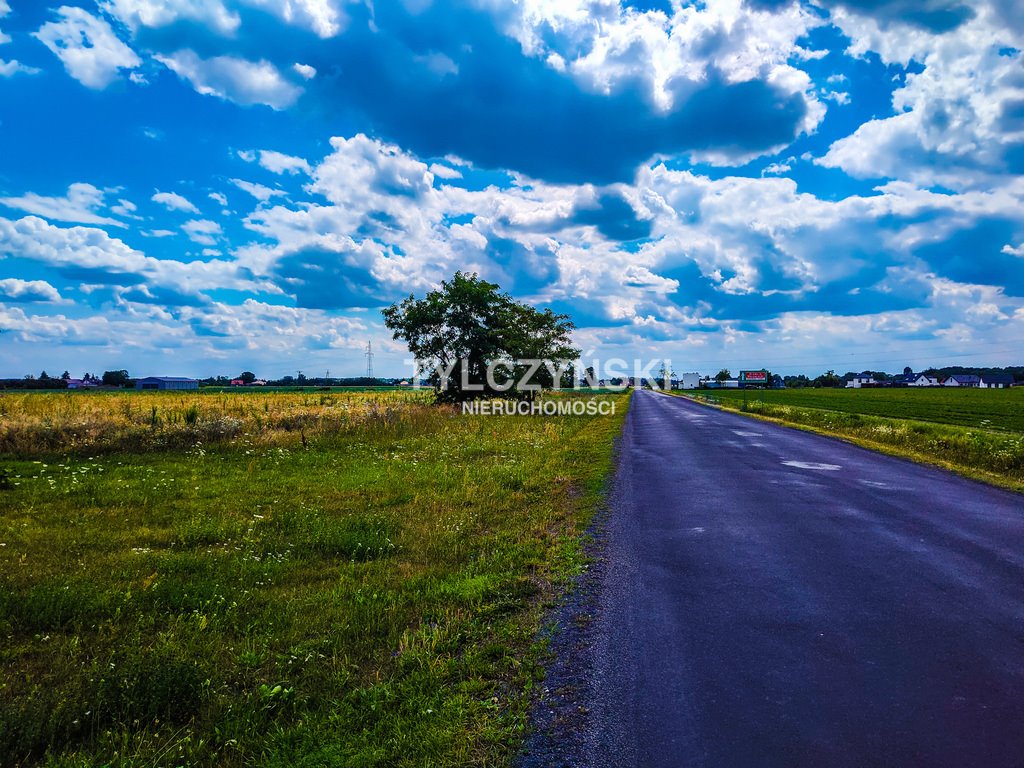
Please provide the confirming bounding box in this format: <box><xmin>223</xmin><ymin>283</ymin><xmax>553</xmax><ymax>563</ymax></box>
<box><xmin>382</xmin><ymin>272</ymin><xmax>577</xmax><ymax>403</ymax></box>
<box><xmin>102</xmin><ymin>369</ymin><xmax>130</xmax><ymax>387</ymax></box>
<box><xmin>813</xmin><ymin>369</ymin><xmax>842</xmax><ymax>388</ymax></box>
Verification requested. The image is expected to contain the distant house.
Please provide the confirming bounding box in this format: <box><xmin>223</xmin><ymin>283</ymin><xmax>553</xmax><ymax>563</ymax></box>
<box><xmin>846</xmin><ymin>372</ymin><xmax>883</xmax><ymax>389</ymax></box>
<box><xmin>771</xmin><ymin>374</ymin><xmax>785</xmax><ymax>389</ymax></box>
<box><xmin>894</xmin><ymin>371</ymin><xmax>919</xmax><ymax>386</ymax></box>
<box><xmin>943</xmin><ymin>374</ymin><xmax>981</xmax><ymax>388</ymax></box>
<box><xmin>980</xmin><ymin>374</ymin><xmax>1014</xmax><ymax>389</ymax></box>
<box><xmin>910</xmin><ymin>374</ymin><xmax>940</xmax><ymax>387</ymax></box>
<box><xmin>65</xmin><ymin>378</ymin><xmax>98</xmax><ymax>389</ymax></box>
<box><xmin>677</xmin><ymin>372</ymin><xmax>702</xmax><ymax>390</ymax></box>
<box><xmin>135</xmin><ymin>376</ymin><xmax>199</xmax><ymax>391</ymax></box>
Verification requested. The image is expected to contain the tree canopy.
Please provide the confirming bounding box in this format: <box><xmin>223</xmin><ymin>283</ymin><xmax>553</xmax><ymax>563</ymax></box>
<box><xmin>382</xmin><ymin>272</ymin><xmax>578</xmax><ymax>403</ymax></box>
<box><xmin>102</xmin><ymin>370</ymin><xmax>130</xmax><ymax>387</ymax></box>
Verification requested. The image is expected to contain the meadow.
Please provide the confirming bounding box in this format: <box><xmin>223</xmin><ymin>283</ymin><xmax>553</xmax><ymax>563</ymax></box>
<box><xmin>0</xmin><ymin>390</ymin><xmax>628</xmax><ymax>767</ymax></box>
<box><xmin>0</xmin><ymin>390</ymin><xmax>435</xmax><ymax>456</ymax></box>
<box><xmin>687</xmin><ymin>387</ymin><xmax>1024</xmax><ymax>491</ymax></box>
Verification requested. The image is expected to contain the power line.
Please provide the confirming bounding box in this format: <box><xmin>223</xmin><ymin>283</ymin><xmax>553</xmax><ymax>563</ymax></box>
<box><xmin>365</xmin><ymin>341</ymin><xmax>374</xmax><ymax>379</ymax></box>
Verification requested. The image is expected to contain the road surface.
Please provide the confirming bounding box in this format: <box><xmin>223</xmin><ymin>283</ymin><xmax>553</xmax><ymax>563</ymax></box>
<box><xmin>523</xmin><ymin>389</ymin><xmax>1024</xmax><ymax>768</ymax></box>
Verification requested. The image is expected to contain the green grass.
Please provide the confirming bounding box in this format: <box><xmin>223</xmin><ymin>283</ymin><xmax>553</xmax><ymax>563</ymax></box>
<box><xmin>677</xmin><ymin>389</ymin><xmax>1024</xmax><ymax>492</ymax></box>
<box><xmin>706</xmin><ymin>386</ymin><xmax>1024</xmax><ymax>432</ymax></box>
<box><xmin>0</xmin><ymin>392</ymin><xmax>628</xmax><ymax>767</ymax></box>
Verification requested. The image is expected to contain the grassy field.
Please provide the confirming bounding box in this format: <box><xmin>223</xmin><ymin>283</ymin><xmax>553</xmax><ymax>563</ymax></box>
<box><xmin>0</xmin><ymin>390</ymin><xmax>434</xmax><ymax>455</ymax></box>
<box><xmin>682</xmin><ymin>388</ymin><xmax>1024</xmax><ymax>492</ymax></box>
<box><xmin>0</xmin><ymin>390</ymin><xmax>628</xmax><ymax>767</ymax></box>
<box><xmin>706</xmin><ymin>386</ymin><xmax>1024</xmax><ymax>432</ymax></box>
<box><xmin>195</xmin><ymin>387</ymin><xmax>412</xmax><ymax>394</ymax></box>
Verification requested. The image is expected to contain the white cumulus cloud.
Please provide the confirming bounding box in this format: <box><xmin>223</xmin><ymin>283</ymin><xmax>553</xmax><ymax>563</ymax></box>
<box><xmin>819</xmin><ymin>3</ymin><xmax>1024</xmax><ymax>190</ymax></box>
<box><xmin>230</xmin><ymin>178</ymin><xmax>286</xmax><ymax>201</ymax></box>
<box><xmin>0</xmin><ymin>59</ymin><xmax>40</xmax><ymax>77</ymax></box>
<box><xmin>101</xmin><ymin>0</ymin><xmax>240</xmax><ymax>35</ymax></box>
<box><xmin>152</xmin><ymin>190</ymin><xmax>200</xmax><ymax>213</ymax></box>
<box><xmin>182</xmin><ymin>218</ymin><xmax>223</xmax><ymax>245</ymax></box>
<box><xmin>257</xmin><ymin>150</ymin><xmax>311</xmax><ymax>175</ymax></box>
<box><xmin>243</xmin><ymin>0</ymin><xmax>348</xmax><ymax>38</ymax></box>
<box><xmin>34</xmin><ymin>6</ymin><xmax>141</xmax><ymax>89</ymax></box>
<box><xmin>0</xmin><ymin>183</ymin><xmax>125</xmax><ymax>227</ymax></box>
<box><xmin>0</xmin><ymin>215</ymin><xmax>279</xmax><ymax>317</ymax></box>
<box><xmin>155</xmin><ymin>50</ymin><xmax>303</xmax><ymax>110</ymax></box>
<box><xmin>483</xmin><ymin>0</ymin><xmax>826</xmax><ymax>141</ymax></box>
<box><xmin>0</xmin><ymin>277</ymin><xmax>64</xmax><ymax>303</ymax></box>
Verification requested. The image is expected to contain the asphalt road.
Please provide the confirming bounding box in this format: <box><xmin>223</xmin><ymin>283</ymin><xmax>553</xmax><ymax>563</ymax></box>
<box><xmin>525</xmin><ymin>389</ymin><xmax>1024</xmax><ymax>768</ymax></box>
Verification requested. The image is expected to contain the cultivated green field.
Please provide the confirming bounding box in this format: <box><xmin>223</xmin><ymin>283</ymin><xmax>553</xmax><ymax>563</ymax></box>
<box><xmin>0</xmin><ymin>390</ymin><xmax>627</xmax><ymax>767</ymax></box>
<box><xmin>682</xmin><ymin>387</ymin><xmax>1024</xmax><ymax>491</ymax></box>
<box><xmin>707</xmin><ymin>386</ymin><xmax>1024</xmax><ymax>432</ymax></box>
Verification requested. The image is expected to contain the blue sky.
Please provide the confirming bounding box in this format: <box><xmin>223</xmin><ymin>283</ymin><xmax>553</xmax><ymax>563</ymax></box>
<box><xmin>1</xmin><ymin>0</ymin><xmax>1022</xmax><ymax>378</ymax></box>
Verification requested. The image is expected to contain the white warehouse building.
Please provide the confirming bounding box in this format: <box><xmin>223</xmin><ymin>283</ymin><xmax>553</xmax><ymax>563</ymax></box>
<box><xmin>677</xmin><ymin>372</ymin><xmax>702</xmax><ymax>390</ymax></box>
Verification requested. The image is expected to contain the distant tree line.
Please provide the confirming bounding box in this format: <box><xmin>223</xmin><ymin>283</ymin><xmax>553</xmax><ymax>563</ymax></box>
<box><xmin>4</xmin><ymin>362</ymin><xmax>1021</xmax><ymax>392</ymax></box>
<box><xmin>922</xmin><ymin>365</ymin><xmax>1024</xmax><ymax>381</ymax></box>
<box><xmin>0</xmin><ymin>370</ymin><xmax>132</xmax><ymax>390</ymax></box>
<box><xmin>0</xmin><ymin>369</ymin><xmax>415</xmax><ymax>390</ymax></box>
<box><xmin>196</xmin><ymin>375</ymin><xmax>406</xmax><ymax>387</ymax></box>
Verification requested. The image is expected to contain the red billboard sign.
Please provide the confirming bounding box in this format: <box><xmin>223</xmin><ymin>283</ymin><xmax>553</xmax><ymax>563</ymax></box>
<box><xmin>740</xmin><ymin>370</ymin><xmax>767</xmax><ymax>383</ymax></box>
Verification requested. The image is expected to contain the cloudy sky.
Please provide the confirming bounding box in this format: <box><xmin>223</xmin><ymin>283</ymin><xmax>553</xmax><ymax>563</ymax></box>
<box><xmin>1</xmin><ymin>0</ymin><xmax>1022</xmax><ymax>379</ymax></box>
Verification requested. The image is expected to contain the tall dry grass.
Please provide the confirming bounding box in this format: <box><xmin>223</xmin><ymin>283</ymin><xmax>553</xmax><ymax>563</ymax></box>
<box><xmin>0</xmin><ymin>390</ymin><xmax>436</xmax><ymax>456</ymax></box>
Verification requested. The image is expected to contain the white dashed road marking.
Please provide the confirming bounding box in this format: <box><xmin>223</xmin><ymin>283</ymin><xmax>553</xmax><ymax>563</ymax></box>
<box><xmin>782</xmin><ymin>461</ymin><xmax>842</xmax><ymax>471</ymax></box>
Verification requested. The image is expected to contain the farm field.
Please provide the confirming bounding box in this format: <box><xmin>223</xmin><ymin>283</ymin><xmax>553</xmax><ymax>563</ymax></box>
<box><xmin>681</xmin><ymin>388</ymin><xmax>1024</xmax><ymax>492</ymax></box>
<box><xmin>198</xmin><ymin>386</ymin><xmax>413</xmax><ymax>393</ymax></box>
<box><xmin>0</xmin><ymin>390</ymin><xmax>627</xmax><ymax>767</ymax></box>
<box><xmin>707</xmin><ymin>386</ymin><xmax>1024</xmax><ymax>432</ymax></box>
